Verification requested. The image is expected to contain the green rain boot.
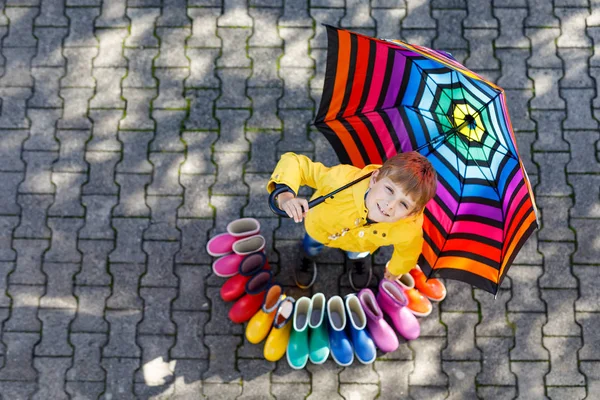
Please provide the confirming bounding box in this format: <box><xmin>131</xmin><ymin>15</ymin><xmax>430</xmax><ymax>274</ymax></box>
<box><xmin>286</xmin><ymin>296</ymin><xmax>312</xmax><ymax>369</ymax></box>
<box><xmin>308</xmin><ymin>292</ymin><xmax>329</xmax><ymax>364</ymax></box>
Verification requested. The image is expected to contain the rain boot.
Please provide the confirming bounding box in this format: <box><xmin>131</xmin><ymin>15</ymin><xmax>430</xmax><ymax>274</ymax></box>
<box><xmin>246</xmin><ymin>285</ymin><xmax>284</xmax><ymax>344</ymax></box>
<box><xmin>377</xmin><ymin>280</ymin><xmax>420</xmax><ymax>341</ymax></box>
<box><xmin>228</xmin><ymin>270</ymin><xmax>272</xmax><ymax>324</ymax></box>
<box><xmin>264</xmin><ymin>297</ymin><xmax>295</xmax><ymax>362</ymax></box>
<box><xmin>308</xmin><ymin>293</ymin><xmax>329</xmax><ymax>364</ymax></box>
<box><xmin>221</xmin><ymin>252</ymin><xmax>270</xmax><ymax>302</ymax></box>
<box><xmin>206</xmin><ymin>218</ymin><xmax>260</xmax><ymax>257</ymax></box>
<box><xmin>287</xmin><ymin>296</ymin><xmax>311</xmax><ymax>370</ymax></box>
<box><xmin>212</xmin><ymin>235</ymin><xmax>266</xmax><ymax>277</ymax></box>
<box><xmin>358</xmin><ymin>288</ymin><xmax>398</xmax><ymax>353</ymax></box>
<box><xmin>393</xmin><ymin>267</ymin><xmax>432</xmax><ymax>317</ymax></box>
<box><xmin>410</xmin><ymin>264</ymin><xmax>447</xmax><ymax>302</ymax></box>
<box><xmin>345</xmin><ymin>294</ymin><xmax>376</xmax><ymax>364</ymax></box>
<box><xmin>327</xmin><ymin>296</ymin><xmax>354</xmax><ymax>366</ymax></box>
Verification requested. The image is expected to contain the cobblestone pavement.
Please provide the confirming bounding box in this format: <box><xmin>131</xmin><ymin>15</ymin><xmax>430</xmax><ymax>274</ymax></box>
<box><xmin>0</xmin><ymin>0</ymin><xmax>597</xmax><ymax>398</ymax></box>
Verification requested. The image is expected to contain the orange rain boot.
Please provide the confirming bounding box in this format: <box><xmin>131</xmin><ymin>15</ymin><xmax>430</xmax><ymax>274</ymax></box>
<box><xmin>410</xmin><ymin>264</ymin><xmax>447</xmax><ymax>302</ymax></box>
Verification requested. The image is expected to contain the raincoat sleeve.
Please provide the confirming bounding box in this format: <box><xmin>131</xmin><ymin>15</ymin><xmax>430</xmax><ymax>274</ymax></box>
<box><xmin>266</xmin><ymin>152</ymin><xmax>331</xmax><ymax>195</ymax></box>
<box><xmin>387</xmin><ymin>228</ymin><xmax>424</xmax><ymax>276</ymax></box>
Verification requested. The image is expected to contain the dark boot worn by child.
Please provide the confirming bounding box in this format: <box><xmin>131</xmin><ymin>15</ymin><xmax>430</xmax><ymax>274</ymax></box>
<box><xmin>348</xmin><ymin>256</ymin><xmax>373</xmax><ymax>291</ymax></box>
<box><xmin>295</xmin><ymin>255</ymin><xmax>317</xmax><ymax>289</ymax></box>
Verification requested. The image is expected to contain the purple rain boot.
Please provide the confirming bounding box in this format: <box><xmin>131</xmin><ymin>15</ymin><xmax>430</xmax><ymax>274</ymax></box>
<box><xmin>376</xmin><ymin>280</ymin><xmax>420</xmax><ymax>341</ymax></box>
<box><xmin>357</xmin><ymin>288</ymin><xmax>399</xmax><ymax>353</ymax></box>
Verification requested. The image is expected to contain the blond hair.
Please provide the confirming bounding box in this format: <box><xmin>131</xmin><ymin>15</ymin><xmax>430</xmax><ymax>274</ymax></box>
<box><xmin>377</xmin><ymin>152</ymin><xmax>437</xmax><ymax>213</ymax></box>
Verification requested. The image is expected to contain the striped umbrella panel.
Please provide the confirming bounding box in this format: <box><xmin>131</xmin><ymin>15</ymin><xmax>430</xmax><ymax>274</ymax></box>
<box><xmin>315</xmin><ymin>26</ymin><xmax>538</xmax><ymax>294</ymax></box>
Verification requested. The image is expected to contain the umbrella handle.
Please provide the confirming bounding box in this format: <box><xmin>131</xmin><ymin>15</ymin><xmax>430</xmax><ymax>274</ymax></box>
<box><xmin>268</xmin><ymin>186</ymin><xmax>328</xmax><ymax>218</ymax></box>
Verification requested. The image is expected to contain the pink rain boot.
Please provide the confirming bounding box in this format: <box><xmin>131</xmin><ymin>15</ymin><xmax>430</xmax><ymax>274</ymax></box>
<box><xmin>358</xmin><ymin>288</ymin><xmax>398</xmax><ymax>353</ymax></box>
<box><xmin>376</xmin><ymin>280</ymin><xmax>420</xmax><ymax>341</ymax></box>
<box><xmin>206</xmin><ymin>218</ymin><xmax>260</xmax><ymax>257</ymax></box>
<box><xmin>212</xmin><ymin>235</ymin><xmax>265</xmax><ymax>278</ymax></box>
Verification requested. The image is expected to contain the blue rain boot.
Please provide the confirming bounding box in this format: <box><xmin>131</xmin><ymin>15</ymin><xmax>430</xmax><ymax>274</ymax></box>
<box><xmin>327</xmin><ymin>296</ymin><xmax>354</xmax><ymax>367</ymax></box>
<box><xmin>345</xmin><ymin>294</ymin><xmax>376</xmax><ymax>364</ymax></box>
<box><xmin>308</xmin><ymin>293</ymin><xmax>329</xmax><ymax>364</ymax></box>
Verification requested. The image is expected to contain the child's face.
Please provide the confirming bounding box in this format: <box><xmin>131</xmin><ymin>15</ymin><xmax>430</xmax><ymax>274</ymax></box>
<box><xmin>366</xmin><ymin>170</ymin><xmax>416</xmax><ymax>223</ymax></box>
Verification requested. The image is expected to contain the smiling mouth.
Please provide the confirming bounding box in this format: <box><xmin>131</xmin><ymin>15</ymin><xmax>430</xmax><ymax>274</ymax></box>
<box><xmin>377</xmin><ymin>203</ymin><xmax>390</xmax><ymax>217</ymax></box>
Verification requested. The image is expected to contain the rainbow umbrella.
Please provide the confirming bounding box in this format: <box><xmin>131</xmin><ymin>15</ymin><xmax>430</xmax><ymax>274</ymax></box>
<box><xmin>314</xmin><ymin>26</ymin><xmax>538</xmax><ymax>294</ymax></box>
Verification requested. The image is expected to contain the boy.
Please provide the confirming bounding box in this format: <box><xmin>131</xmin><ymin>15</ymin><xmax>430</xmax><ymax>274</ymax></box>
<box><xmin>267</xmin><ymin>151</ymin><xmax>437</xmax><ymax>290</ymax></box>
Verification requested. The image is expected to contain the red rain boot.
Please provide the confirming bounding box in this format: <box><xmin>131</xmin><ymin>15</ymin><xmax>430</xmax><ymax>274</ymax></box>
<box><xmin>228</xmin><ymin>270</ymin><xmax>273</xmax><ymax>324</ymax></box>
<box><xmin>221</xmin><ymin>252</ymin><xmax>270</xmax><ymax>302</ymax></box>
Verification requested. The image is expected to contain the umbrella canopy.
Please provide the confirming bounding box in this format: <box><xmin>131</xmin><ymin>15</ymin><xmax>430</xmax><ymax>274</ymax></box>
<box><xmin>314</xmin><ymin>26</ymin><xmax>538</xmax><ymax>294</ymax></box>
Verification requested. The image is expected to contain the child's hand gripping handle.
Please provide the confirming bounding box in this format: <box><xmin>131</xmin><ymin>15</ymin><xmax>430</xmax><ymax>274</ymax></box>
<box><xmin>268</xmin><ymin>186</ymin><xmax>327</xmax><ymax>218</ymax></box>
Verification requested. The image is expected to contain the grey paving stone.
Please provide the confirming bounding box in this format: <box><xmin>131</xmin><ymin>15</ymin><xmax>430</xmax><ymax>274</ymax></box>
<box><xmin>556</xmin><ymin>8</ymin><xmax>592</xmax><ymax>48</ymax></box>
<box><xmin>62</xmin><ymin>48</ymin><xmax>97</xmax><ymax>88</ymax></box>
<box><xmin>36</xmin><ymin>0</ymin><xmax>68</xmax><ymax>26</ymax></box>
<box><xmin>339</xmin><ymin>383</ymin><xmax>379</xmax><ymax>399</ymax></box>
<box><xmin>32</xmin><ymin>28</ymin><xmax>67</xmax><ymax>67</ymax></box>
<box><xmin>45</xmin><ymin>218</ymin><xmax>84</xmax><ymax>262</ymax></box>
<box><xmin>79</xmin><ymin>195</ymin><xmax>118</xmax><ymax>240</ymax></box>
<box><xmin>477</xmin><ymin>386</ymin><xmax>517</xmax><ymax>400</ymax></box>
<box><xmin>577</xmin><ymin>312</ymin><xmax>600</xmax><ymax>360</ymax></box>
<box><xmin>245</xmin><ymin>173</ymin><xmax>276</xmax><ymax>218</ymax></box>
<box><xmin>464</xmin><ymin>29</ymin><xmax>499</xmax><ymax>71</ymax></box>
<box><xmin>150</xmin><ymin>110</ymin><xmax>186</xmax><ymax>152</ymax></box>
<box><xmin>3</xmin><ymin>7</ymin><xmax>37</xmax><ymax>47</ymax></box>
<box><xmin>203</xmin><ymin>383</ymin><xmax>242</xmax><ymax>398</ymax></box>
<box><xmin>123</xmin><ymin>49</ymin><xmax>158</xmax><ymax>88</ymax></box>
<box><xmin>186</xmin><ymin>48</ymin><xmax>220</xmax><ymax>89</ymax></box>
<box><xmin>374</xmin><ymin>360</ymin><xmax>412</xmax><ymax>398</ymax></box>
<box><xmin>216</xmin><ymin>68</ymin><xmax>252</xmax><ymax>108</ymax></box>
<box><xmin>310</xmin><ymin>9</ymin><xmax>344</xmax><ymax>50</ymax></box>
<box><xmin>66</xmin><ymin>382</ymin><xmax>106</xmax><ymax>400</ymax></box>
<box><xmin>410</xmin><ymin>337</ymin><xmax>447</xmax><ymax>386</ymax></box>
<box><xmin>533</xmin><ymin>152</ymin><xmax>571</xmax><ymax>196</ymax></box>
<box><xmin>110</xmin><ymin>218</ymin><xmax>150</xmax><ymax>263</ymax></box>
<box><xmin>157</xmin><ymin>0</ymin><xmax>191</xmax><ymax>26</ymax></box>
<box><xmin>171</xmin><ymin>359</ymin><xmax>207</xmax><ymax>398</ymax></box>
<box><xmin>35</xmin><ymin>309</ymin><xmax>76</xmax><ymax>356</ymax></box>
<box><xmin>341</xmin><ymin>0</ymin><xmax>376</xmax><ymax>28</ymax></box>
<box><xmin>506</xmin><ymin>265</ymin><xmax>545</xmax><ymax>311</ymax></box>
<box><xmin>102</xmin><ymin>357</ymin><xmax>140</xmax><ymax>399</ymax></box>
<box><xmin>544</xmin><ymin>336</ymin><xmax>585</xmax><ymax>386</ymax></box>
<box><xmin>541</xmin><ymin>289</ymin><xmax>580</xmax><ymax>336</ymax></box>
<box><xmin>248</xmin><ymin>8</ymin><xmax>282</xmax><ymax>48</ymax></box>
<box><xmin>154</xmin><ymin>69</ymin><xmax>189</xmax><ymax>109</ymax></box>
<box><xmin>432</xmin><ymin>10</ymin><xmax>467</xmax><ymax>50</ymax></box>
<box><xmin>279</xmin><ymin>0</ymin><xmax>311</xmax><ymax>27</ymax></box>
<box><xmin>178</xmin><ymin>176</ymin><xmax>215</xmax><ymax>218</ymax></box>
<box><xmin>4</xmin><ymin>284</ymin><xmax>43</xmax><ymax>331</ymax></box>
<box><xmin>475</xmin><ymin>337</ymin><xmax>515</xmax><ymax>385</ymax></box>
<box><xmin>138</xmin><ymin>287</ymin><xmax>177</xmax><ymax>334</ymax></box>
<box><xmin>180</xmin><ymin>131</ymin><xmax>216</xmax><ymax>174</ymax></box>
<box><xmin>120</xmin><ymin>88</ymin><xmax>157</xmax><ymax>130</ymax></box>
<box><xmin>531</xmin><ymin>110</ymin><xmax>569</xmax><ymax>151</ymax></box>
<box><xmin>113</xmin><ymin>174</ymin><xmax>152</xmax><ymax>217</ymax></box>
<box><xmin>217</xmin><ymin>0</ymin><xmax>252</xmax><ymax>26</ymax></box>
<box><xmin>10</xmin><ymin>239</ymin><xmax>48</xmax><ymax>284</ymax></box>
<box><xmin>526</xmin><ymin>28</ymin><xmax>561</xmax><ymax>69</ymax></box>
<box><xmin>31</xmin><ymin>357</ymin><xmax>70</xmax><ymax>400</ymax></box>
<box><xmin>0</xmin><ymin>217</ymin><xmax>19</xmax><ymax>261</ymax></box>
<box><xmin>0</xmin><ymin>262</ymin><xmax>12</xmax><ymax>307</ymax></box>
<box><xmin>48</xmin><ymin>173</ymin><xmax>86</xmax><ymax>217</ymax></box>
<box><xmin>508</xmin><ymin>312</ymin><xmax>548</xmax><ymax>361</ymax></box>
<box><xmin>575</xmin><ymin>266</ymin><xmax>600</xmax><ymax>312</ymax></box>
<box><xmin>546</xmin><ymin>387</ymin><xmax>586</xmax><ymax>400</ymax></box>
<box><xmin>494</xmin><ymin>8</ymin><xmax>529</xmax><ymax>48</ymax></box>
<box><xmin>173</xmin><ymin>265</ymin><xmax>210</xmax><ymax>311</ymax></box>
<box><xmin>72</xmin><ymin>285</ymin><xmax>110</xmax><ymax>332</ymax></box>
<box><xmin>125</xmin><ymin>8</ymin><xmax>160</xmax><ymax>48</ymax></box>
<box><xmin>13</xmin><ymin>203</ymin><xmax>51</xmax><ymax>242</ymax></box>
<box><xmin>103</xmin><ymin>309</ymin><xmax>143</xmax><ymax>357</ymax></box>
<box><xmin>147</xmin><ymin>153</ymin><xmax>185</xmax><ymax>195</ymax></box>
<box><xmin>155</xmin><ymin>27</ymin><xmax>191</xmax><ymax>68</ymax></box>
<box><xmin>57</xmin><ymin>88</ymin><xmax>94</xmax><ymax>129</ymax></box>
<box><xmin>581</xmin><ymin>361</ymin><xmax>600</xmax><ymax>398</ymax></box>
<box><xmin>538</xmin><ymin>242</ymin><xmax>577</xmax><ymax>289</ymax></box>
<box><xmin>185</xmin><ymin>89</ymin><xmax>220</xmax><ymax>130</ymax></box>
<box><xmin>247</xmin><ymin>87</ymin><xmax>283</xmax><ymax>129</ymax></box>
<box><xmin>537</xmin><ymin>196</ymin><xmax>574</xmax><ymax>242</ymax></box>
<box><xmin>144</xmin><ymin>197</ymin><xmax>181</xmax><ymax>241</ymax></box>
<box><xmin>572</xmin><ymin>219</ymin><xmax>600</xmax><ymax>263</ymax></box>
<box><xmin>204</xmin><ymin>287</ymin><xmax>243</xmax><ymax>335</ymax></box>
<box><xmin>105</xmin><ymin>263</ymin><xmax>144</xmax><ymax>310</ymax></box>
<box><xmin>474</xmin><ymin>288</ymin><xmax>512</xmax><ymax>337</ymax></box>
<box><xmin>0</xmin><ymin>382</ymin><xmax>37</xmax><ymax>400</ymax></box>
<box><xmin>176</xmin><ymin>218</ymin><xmax>212</xmax><ymax>264</ymax></box>
<box><xmin>94</xmin><ymin>29</ymin><xmax>128</xmax><ymax>67</ymax></box>
<box><xmin>558</xmin><ymin>48</ymin><xmax>594</xmax><ymax>89</ymax></box>
<box><xmin>278</xmin><ymin>68</ymin><xmax>313</xmax><ymax>109</ymax></box>
<box><xmin>373</xmin><ymin>8</ymin><xmax>405</xmax><ymax>39</ymax></box>
<box><xmin>171</xmin><ymin>311</ymin><xmax>208</xmax><ymax>358</ymax></box>
<box><xmin>91</xmin><ymin>68</ymin><xmax>126</xmax><ymax>108</ymax></box>
<box><xmin>53</xmin><ymin>130</ymin><xmax>89</xmax><ymax>173</ymax></box>
<box><xmin>403</xmin><ymin>0</ymin><xmax>436</xmax><ymax>29</ymax></box>
<box><xmin>237</xmin><ymin>359</ymin><xmax>276</xmax><ymax>399</ymax></box>
<box><xmin>0</xmin><ymin>173</ymin><xmax>22</xmax><ymax>215</ymax></box>
<box><xmin>0</xmin><ymin>48</ymin><xmax>35</xmax><ymax>87</ymax></box>
<box><xmin>207</xmin><ymin>195</ymin><xmax>248</xmax><ymax>233</ymax></box>
<box><xmin>67</xmin><ymin>332</ymin><xmax>107</xmax><ymax>381</ymax></box>
<box><xmin>202</xmin><ymin>335</ymin><xmax>242</xmax><ymax>382</ymax></box>
<box><xmin>19</xmin><ymin>151</ymin><xmax>56</xmax><ymax>194</ymax></box>
<box><xmin>211</xmin><ymin>152</ymin><xmax>249</xmax><ymax>195</ymax></box>
<box><xmin>441</xmin><ymin>312</ymin><xmax>480</xmax><ymax>360</ymax></box>
<box><xmin>0</xmin><ymin>88</ymin><xmax>32</xmax><ymax>129</ymax></box>
<box><xmin>0</xmin><ymin>332</ymin><xmax>39</xmax><ymax>380</ymax></box>
<box><xmin>135</xmin><ymin>335</ymin><xmax>176</xmax><ymax>383</ymax></box>
<box><xmin>214</xmin><ymin>109</ymin><xmax>251</xmax><ymax>151</ymax></box>
<box><xmin>277</xmin><ymin>110</ymin><xmax>315</xmax><ymax>152</ymax></box>
<box><xmin>563</xmin><ymin>89</ymin><xmax>598</xmax><ymax>129</ymax></box>
<box><xmin>503</xmin><ymin>89</ymin><xmax>535</xmax><ymax>131</ymax></box>
<box><xmin>40</xmin><ymin>262</ymin><xmax>78</xmax><ymax>309</ymax></box>
<box><xmin>271</xmin><ymin>383</ymin><xmax>311</xmax><ymax>400</ymax></box>
<box><xmin>305</xmin><ymin>361</ymin><xmax>344</xmax><ymax>399</ymax></box>
<box><xmin>116</xmin><ymin>131</ymin><xmax>153</xmax><ymax>173</ymax></box>
<box><xmin>279</xmin><ymin>28</ymin><xmax>313</xmax><ymax>68</ymax></box>
<box><xmin>82</xmin><ymin>152</ymin><xmax>120</xmax><ymax>195</ymax></box>
<box><xmin>510</xmin><ymin>361</ymin><xmax>549</xmax><ymax>399</ymax></box>
<box><xmin>187</xmin><ymin>8</ymin><xmax>221</xmax><ymax>48</ymax></box>
<box><xmin>443</xmin><ymin>361</ymin><xmax>480</xmax><ymax>400</ymax></box>
<box><xmin>565</xmin><ymin>132</ymin><xmax>600</xmax><ymax>173</ymax></box>
<box><xmin>339</xmin><ymin>363</ymin><xmax>379</xmax><ymax>384</ymax></box>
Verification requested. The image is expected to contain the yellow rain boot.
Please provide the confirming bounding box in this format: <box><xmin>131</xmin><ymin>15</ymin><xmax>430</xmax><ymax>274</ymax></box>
<box><xmin>264</xmin><ymin>297</ymin><xmax>295</xmax><ymax>362</ymax></box>
<box><xmin>246</xmin><ymin>285</ymin><xmax>284</xmax><ymax>344</ymax></box>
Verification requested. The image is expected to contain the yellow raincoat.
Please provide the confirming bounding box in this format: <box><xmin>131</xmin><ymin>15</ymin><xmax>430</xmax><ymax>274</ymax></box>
<box><xmin>267</xmin><ymin>152</ymin><xmax>424</xmax><ymax>276</ymax></box>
